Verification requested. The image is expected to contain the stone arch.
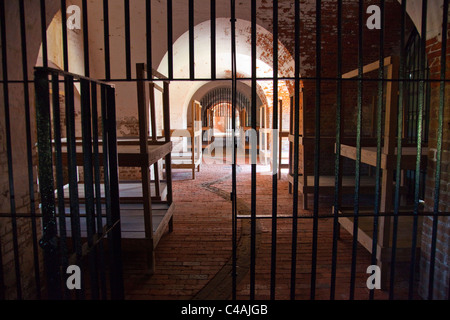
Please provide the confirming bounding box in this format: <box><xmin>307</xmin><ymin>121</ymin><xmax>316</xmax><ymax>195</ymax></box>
<box><xmin>155</xmin><ymin>18</ymin><xmax>294</xmax><ymax>130</ymax></box>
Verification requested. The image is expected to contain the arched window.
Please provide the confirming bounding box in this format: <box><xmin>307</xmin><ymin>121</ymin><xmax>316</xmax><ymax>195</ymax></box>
<box><xmin>200</xmin><ymin>87</ymin><xmax>251</xmax><ymax>128</ymax></box>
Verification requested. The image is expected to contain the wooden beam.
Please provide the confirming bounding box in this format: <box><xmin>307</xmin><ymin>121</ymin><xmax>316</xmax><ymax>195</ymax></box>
<box><xmin>342</xmin><ymin>56</ymin><xmax>393</xmax><ymax>79</ymax></box>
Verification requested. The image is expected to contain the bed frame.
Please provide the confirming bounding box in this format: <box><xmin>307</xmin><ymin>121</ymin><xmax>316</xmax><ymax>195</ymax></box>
<box><xmin>61</xmin><ymin>63</ymin><xmax>174</xmax><ymax>274</ymax></box>
<box><xmin>335</xmin><ymin>56</ymin><xmax>427</xmax><ymax>289</ymax></box>
<box><xmin>265</xmin><ymin>99</ymin><xmax>289</xmax><ymax>178</ymax></box>
<box><xmin>202</xmin><ymin>108</ymin><xmax>214</xmax><ymax>148</ymax></box>
<box><xmin>286</xmin><ymin>80</ymin><xmax>387</xmax><ymax>209</ymax></box>
<box><xmin>170</xmin><ymin>100</ymin><xmax>203</xmax><ymax>179</ymax></box>
<box><xmin>259</xmin><ymin>105</ymin><xmax>271</xmax><ymax>165</ymax></box>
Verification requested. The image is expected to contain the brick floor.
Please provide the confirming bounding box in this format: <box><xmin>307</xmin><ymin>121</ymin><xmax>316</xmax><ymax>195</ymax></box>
<box><xmin>122</xmin><ymin>162</ymin><xmax>421</xmax><ymax>300</ymax></box>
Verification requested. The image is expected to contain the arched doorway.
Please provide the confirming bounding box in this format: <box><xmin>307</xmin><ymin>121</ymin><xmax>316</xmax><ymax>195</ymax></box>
<box><xmin>200</xmin><ymin>87</ymin><xmax>250</xmax><ymax>132</ymax></box>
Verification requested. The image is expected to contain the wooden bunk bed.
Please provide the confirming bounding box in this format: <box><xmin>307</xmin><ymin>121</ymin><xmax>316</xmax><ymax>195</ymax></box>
<box><xmin>268</xmin><ymin>99</ymin><xmax>289</xmax><ymax>178</ymax></box>
<box><xmin>259</xmin><ymin>105</ymin><xmax>271</xmax><ymax>165</ymax></box>
<box><xmin>60</xmin><ymin>63</ymin><xmax>174</xmax><ymax>274</ymax></box>
<box><xmin>335</xmin><ymin>56</ymin><xmax>427</xmax><ymax>288</ymax></box>
<box><xmin>169</xmin><ymin>100</ymin><xmax>203</xmax><ymax>179</ymax></box>
<box><xmin>63</xmin><ymin>138</ymin><xmax>169</xmax><ymax>203</ymax></box>
<box><xmin>238</xmin><ymin>108</ymin><xmax>259</xmax><ymax>163</ymax></box>
<box><xmin>202</xmin><ymin>108</ymin><xmax>214</xmax><ymax>149</ymax></box>
<box><xmin>261</xmin><ymin>99</ymin><xmax>290</xmax><ymax>176</ymax></box>
<box><xmin>287</xmin><ymin>89</ymin><xmax>378</xmax><ymax>209</ymax></box>
<box><xmin>239</xmin><ymin>108</ymin><xmax>252</xmax><ymax>132</ymax></box>
<box><xmin>287</xmin><ymin>137</ymin><xmax>380</xmax><ymax>210</ymax></box>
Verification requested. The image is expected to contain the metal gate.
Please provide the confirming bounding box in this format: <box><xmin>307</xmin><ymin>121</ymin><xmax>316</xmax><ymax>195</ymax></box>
<box><xmin>225</xmin><ymin>0</ymin><xmax>450</xmax><ymax>301</ymax></box>
<box><xmin>34</xmin><ymin>67</ymin><xmax>124</xmax><ymax>299</ymax></box>
<box><xmin>0</xmin><ymin>0</ymin><xmax>449</xmax><ymax>301</ymax></box>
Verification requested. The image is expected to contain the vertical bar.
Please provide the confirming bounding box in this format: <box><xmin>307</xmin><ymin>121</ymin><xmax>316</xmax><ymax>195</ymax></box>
<box><xmin>428</xmin><ymin>0</ymin><xmax>447</xmax><ymax>300</ymax></box>
<box><xmin>101</xmin><ymin>85</ymin><xmax>113</xmax><ymax>242</ymax></box>
<box><xmin>350</xmin><ymin>0</ymin><xmax>364</xmax><ymax>300</ymax></box>
<box><xmin>411</xmin><ymin>38</ymin><xmax>419</xmax><ymax>144</ymax></box>
<box><xmin>189</xmin><ymin>0</ymin><xmax>195</xmax><ymax>80</ymax></box>
<box><xmin>103</xmin><ymin>0</ymin><xmax>111</xmax><ymax>80</ymax></box>
<box><xmin>408</xmin><ymin>39</ymin><xmax>414</xmax><ymax>142</ymax></box>
<box><xmin>227</xmin><ymin>88</ymin><xmax>230</xmax><ymax>134</ymax></box>
<box><xmin>210</xmin><ymin>0</ymin><xmax>216</xmax><ymax>80</ymax></box>
<box><xmin>406</xmin><ymin>41</ymin><xmax>412</xmax><ymax>144</ymax></box>
<box><xmin>230</xmin><ymin>0</ymin><xmax>238</xmax><ymax>301</ymax></box>
<box><xmin>167</xmin><ymin>0</ymin><xmax>173</xmax><ymax>80</ymax></box>
<box><xmin>163</xmin><ymin>81</ymin><xmax>173</xmax><ymax>205</ymax></box>
<box><xmin>40</xmin><ymin>0</ymin><xmax>48</xmax><ymax>68</ymax></box>
<box><xmin>51</xmin><ymin>73</ymin><xmax>69</xmax><ymax>300</ymax></box>
<box><xmin>82</xmin><ymin>0</ymin><xmax>89</xmax><ymax>77</ymax></box>
<box><xmin>225</xmin><ymin>98</ymin><xmax>228</xmax><ymax>135</ymax></box>
<box><xmin>80</xmin><ymin>79</ymin><xmax>99</xmax><ymax>299</ymax></box>
<box><xmin>369</xmin><ymin>0</ymin><xmax>385</xmax><ymax>301</ymax></box>
<box><xmin>270</xmin><ymin>0</ymin><xmax>278</xmax><ymax>301</ymax></box>
<box><xmin>250</xmin><ymin>0</ymin><xmax>257</xmax><ymax>300</ymax></box>
<box><xmin>424</xmin><ymin>67</ymin><xmax>431</xmax><ymax>144</ymax></box>
<box><xmin>124</xmin><ymin>0</ymin><xmax>131</xmax><ymax>80</ymax></box>
<box><xmin>19</xmin><ymin>0</ymin><xmax>42</xmax><ymax>299</ymax></box>
<box><xmin>106</xmin><ymin>86</ymin><xmax>125</xmax><ymax>300</ymax></box>
<box><xmin>0</xmin><ymin>200</ymin><xmax>3</xmax><ymax>295</ymax></box>
<box><xmin>91</xmin><ymin>82</ymin><xmax>108</xmax><ymax>300</ymax></box>
<box><xmin>35</xmin><ymin>69</ymin><xmax>61</xmax><ymax>299</ymax></box>
<box><xmin>415</xmin><ymin>34</ymin><xmax>420</xmax><ymax>142</ymax></box>
<box><xmin>310</xmin><ymin>0</ymin><xmax>322</xmax><ymax>300</ymax></box>
<box><xmin>278</xmin><ymin>100</ymin><xmax>282</xmax><ymax>179</ymax></box>
<box><xmin>0</xmin><ymin>0</ymin><xmax>22</xmax><ymax>299</ymax></box>
<box><xmin>136</xmin><ymin>64</ymin><xmax>148</xmax><ymax>154</ymax></box>
<box><xmin>227</xmin><ymin>101</ymin><xmax>229</xmax><ymax>142</ymax></box>
<box><xmin>149</xmin><ymin>81</ymin><xmax>161</xmax><ymax>197</ymax></box>
<box><xmin>409</xmin><ymin>0</ymin><xmax>427</xmax><ymax>300</ymax></box>
<box><xmin>390</xmin><ymin>0</ymin><xmax>407</xmax><ymax>300</ymax></box>
<box><xmin>330</xmin><ymin>0</ymin><xmax>343</xmax><ymax>301</ymax></box>
<box><xmin>146</xmin><ymin>0</ymin><xmax>152</xmax><ymax>79</ymax></box>
<box><xmin>65</xmin><ymin>75</ymin><xmax>85</xmax><ymax>299</ymax></box>
<box><xmin>149</xmin><ymin>83</ymin><xmax>157</xmax><ymax>141</ymax></box>
<box><xmin>138</xmin><ymin>75</ymin><xmax>155</xmax><ymax>273</ymax></box>
<box><xmin>61</xmin><ymin>0</ymin><xmax>69</xmax><ymax>71</ymax></box>
<box><xmin>414</xmin><ymin>34</ymin><xmax>419</xmax><ymax>141</ymax></box>
<box><xmin>290</xmin><ymin>0</ymin><xmax>300</xmax><ymax>301</ymax></box>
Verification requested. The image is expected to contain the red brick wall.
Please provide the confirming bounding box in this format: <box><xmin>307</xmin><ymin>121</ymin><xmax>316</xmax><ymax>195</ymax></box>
<box><xmin>418</xmin><ymin>28</ymin><xmax>450</xmax><ymax>300</ymax></box>
<box><xmin>258</xmin><ymin>0</ymin><xmax>415</xmax><ymax>175</ymax></box>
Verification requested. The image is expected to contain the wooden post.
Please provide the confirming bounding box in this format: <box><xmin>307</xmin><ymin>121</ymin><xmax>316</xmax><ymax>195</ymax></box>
<box><xmin>378</xmin><ymin>56</ymin><xmax>399</xmax><ymax>289</ymax></box>
<box><xmin>288</xmin><ymin>95</ymin><xmax>294</xmax><ymax>194</ymax></box>
<box><xmin>136</xmin><ymin>63</ymin><xmax>155</xmax><ymax>274</ymax></box>
<box><xmin>163</xmin><ymin>81</ymin><xmax>173</xmax><ymax>205</ymax></box>
<box><xmin>278</xmin><ymin>99</ymin><xmax>283</xmax><ymax>179</ymax></box>
<box><xmin>149</xmin><ymin>82</ymin><xmax>161</xmax><ymax>197</ymax></box>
